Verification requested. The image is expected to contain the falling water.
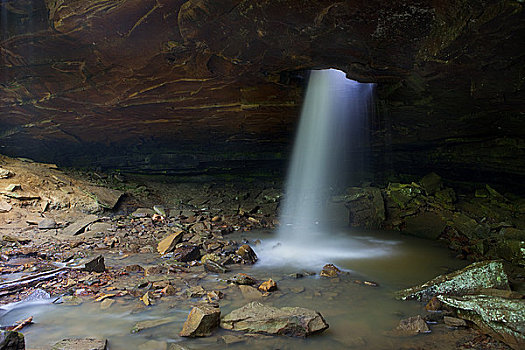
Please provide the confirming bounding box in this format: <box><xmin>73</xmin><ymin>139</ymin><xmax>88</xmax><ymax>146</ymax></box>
<box><xmin>256</xmin><ymin>69</ymin><xmax>383</xmax><ymax>267</ymax></box>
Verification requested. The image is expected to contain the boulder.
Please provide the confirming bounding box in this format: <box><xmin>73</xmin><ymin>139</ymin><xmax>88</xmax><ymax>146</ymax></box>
<box><xmin>84</xmin><ymin>185</ymin><xmax>123</xmax><ymax>210</ymax></box>
<box><xmin>228</xmin><ymin>273</ymin><xmax>257</xmax><ymax>285</ymax></box>
<box><xmin>236</xmin><ymin>244</ymin><xmax>258</xmax><ymax>264</ymax></box>
<box><xmin>395</xmin><ymin>260</ymin><xmax>509</xmax><ymax>301</ymax></box>
<box><xmin>51</xmin><ymin>338</ymin><xmax>107</xmax><ymax>350</ymax></box>
<box><xmin>180</xmin><ymin>304</ymin><xmax>221</xmax><ymax>337</ymax></box>
<box><xmin>220</xmin><ymin>301</ymin><xmax>328</xmax><ymax>337</ymax></box>
<box><xmin>0</xmin><ymin>330</ymin><xmax>24</xmax><ymax>350</ymax></box>
<box><xmin>238</xmin><ymin>285</ymin><xmax>263</xmax><ymax>300</ymax></box>
<box><xmin>384</xmin><ymin>315</ymin><xmax>430</xmax><ymax>337</ymax></box>
<box><xmin>420</xmin><ymin>172</ymin><xmax>442</xmax><ymax>195</ymax></box>
<box><xmin>258</xmin><ymin>279</ymin><xmax>277</xmax><ymax>292</ymax></box>
<box><xmin>62</xmin><ymin>215</ymin><xmax>99</xmax><ymax>235</ymax></box>
<box><xmin>38</xmin><ymin>218</ymin><xmax>57</xmax><ymax>230</ymax></box>
<box><xmin>344</xmin><ymin>187</ymin><xmax>385</xmax><ymax>229</ymax></box>
<box><xmin>403</xmin><ymin>211</ymin><xmax>447</xmax><ymax>239</ymax></box>
<box><xmin>157</xmin><ymin>230</ymin><xmax>184</xmax><ymax>255</ymax></box>
<box><xmin>439</xmin><ymin>294</ymin><xmax>525</xmax><ymax>350</ymax></box>
<box><xmin>320</xmin><ymin>264</ymin><xmax>341</xmax><ymax>278</ymax></box>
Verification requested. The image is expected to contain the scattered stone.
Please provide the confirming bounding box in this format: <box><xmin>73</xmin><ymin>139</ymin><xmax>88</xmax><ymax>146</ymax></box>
<box><xmin>395</xmin><ymin>260</ymin><xmax>509</xmax><ymax>301</ymax></box>
<box><xmin>258</xmin><ymin>279</ymin><xmax>277</xmax><ymax>292</ymax></box>
<box><xmin>0</xmin><ymin>330</ymin><xmax>24</xmax><ymax>350</ymax></box>
<box><xmin>157</xmin><ymin>230</ymin><xmax>184</xmax><ymax>255</ymax></box>
<box><xmin>236</xmin><ymin>244</ymin><xmax>258</xmax><ymax>264</ymax></box>
<box><xmin>444</xmin><ymin>316</ymin><xmax>468</xmax><ymax>327</ymax></box>
<box><xmin>229</xmin><ymin>273</ymin><xmax>257</xmax><ymax>285</ymax></box>
<box><xmin>84</xmin><ymin>255</ymin><xmax>105</xmax><ymax>273</ymax></box>
<box><xmin>220</xmin><ymin>301</ymin><xmax>329</xmax><ymax>337</ymax></box>
<box><xmin>131</xmin><ymin>317</ymin><xmax>177</xmax><ymax>333</ymax></box>
<box><xmin>186</xmin><ymin>286</ymin><xmax>206</xmax><ymax>298</ymax></box>
<box><xmin>85</xmin><ymin>185</ymin><xmax>123</xmax><ymax>209</ymax></box>
<box><xmin>38</xmin><ymin>218</ymin><xmax>56</xmax><ymax>230</ymax></box>
<box><xmin>51</xmin><ymin>338</ymin><xmax>107</xmax><ymax>350</ymax></box>
<box><xmin>5</xmin><ymin>184</ymin><xmax>21</xmax><ymax>192</ymax></box>
<box><xmin>173</xmin><ymin>245</ymin><xmax>201</xmax><ymax>262</ymax></box>
<box><xmin>0</xmin><ymin>201</ymin><xmax>12</xmax><ymax>213</ymax></box>
<box><xmin>320</xmin><ymin>264</ymin><xmax>341</xmax><ymax>278</ymax></box>
<box><xmin>384</xmin><ymin>315</ymin><xmax>430</xmax><ymax>337</ymax></box>
<box><xmin>204</xmin><ymin>259</ymin><xmax>229</xmax><ymax>273</ymax></box>
<box><xmin>125</xmin><ymin>264</ymin><xmax>144</xmax><ymax>273</ymax></box>
<box><xmin>161</xmin><ymin>285</ymin><xmax>177</xmax><ymax>296</ymax></box>
<box><xmin>238</xmin><ymin>285</ymin><xmax>263</xmax><ymax>300</ymax></box>
<box><xmin>439</xmin><ymin>294</ymin><xmax>525</xmax><ymax>349</ymax></box>
<box><xmin>0</xmin><ymin>168</ymin><xmax>13</xmax><ymax>179</ymax></box>
<box><xmin>141</xmin><ymin>291</ymin><xmax>152</xmax><ymax>306</ymax></box>
<box><xmin>132</xmin><ymin>208</ymin><xmax>155</xmax><ymax>218</ymax></box>
<box><xmin>180</xmin><ymin>304</ymin><xmax>221</xmax><ymax>337</ymax></box>
<box><xmin>62</xmin><ymin>215</ymin><xmax>99</xmax><ymax>235</ymax></box>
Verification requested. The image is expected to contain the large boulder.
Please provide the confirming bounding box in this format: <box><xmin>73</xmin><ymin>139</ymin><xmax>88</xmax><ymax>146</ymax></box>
<box><xmin>220</xmin><ymin>301</ymin><xmax>328</xmax><ymax>337</ymax></box>
<box><xmin>438</xmin><ymin>294</ymin><xmax>525</xmax><ymax>350</ymax></box>
<box><xmin>343</xmin><ymin>187</ymin><xmax>385</xmax><ymax>229</ymax></box>
<box><xmin>180</xmin><ymin>304</ymin><xmax>221</xmax><ymax>337</ymax></box>
<box><xmin>395</xmin><ymin>260</ymin><xmax>509</xmax><ymax>301</ymax></box>
<box><xmin>0</xmin><ymin>330</ymin><xmax>24</xmax><ymax>350</ymax></box>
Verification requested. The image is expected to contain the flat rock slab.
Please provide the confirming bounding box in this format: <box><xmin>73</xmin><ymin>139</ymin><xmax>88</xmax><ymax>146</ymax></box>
<box><xmin>180</xmin><ymin>304</ymin><xmax>221</xmax><ymax>337</ymax></box>
<box><xmin>395</xmin><ymin>260</ymin><xmax>509</xmax><ymax>301</ymax></box>
<box><xmin>62</xmin><ymin>215</ymin><xmax>99</xmax><ymax>235</ymax></box>
<box><xmin>221</xmin><ymin>301</ymin><xmax>329</xmax><ymax>337</ymax></box>
<box><xmin>51</xmin><ymin>338</ymin><xmax>107</xmax><ymax>350</ymax></box>
<box><xmin>157</xmin><ymin>230</ymin><xmax>183</xmax><ymax>255</ymax></box>
<box><xmin>85</xmin><ymin>186</ymin><xmax>123</xmax><ymax>209</ymax></box>
<box><xmin>439</xmin><ymin>294</ymin><xmax>525</xmax><ymax>350</ymax></box>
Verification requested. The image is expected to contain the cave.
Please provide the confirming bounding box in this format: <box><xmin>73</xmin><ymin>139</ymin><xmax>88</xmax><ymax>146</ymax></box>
<box><xmin>0</xmin><ymin>1</ymin><xmax>524</xmax><ymax>349</ymax></box>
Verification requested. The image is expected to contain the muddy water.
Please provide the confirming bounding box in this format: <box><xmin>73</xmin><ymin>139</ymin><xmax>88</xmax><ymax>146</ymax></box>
<box><xmin>1</xmin><ymin>229</ymin><xmax>468</xmax><ymax>350</ymax></box>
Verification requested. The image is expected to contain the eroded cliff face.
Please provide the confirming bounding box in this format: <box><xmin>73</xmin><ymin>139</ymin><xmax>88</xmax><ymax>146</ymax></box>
<box><xmin>0</xmin><ymin>0</ymin><xmax>523</xmax><ymax>188</ymax></box>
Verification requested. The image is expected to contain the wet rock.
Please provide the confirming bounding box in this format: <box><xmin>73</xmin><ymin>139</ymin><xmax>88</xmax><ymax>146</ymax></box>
<box><xmin>439</xmin><ymin>294</ymin><xmax>525</xmax><ymax>349</ymax></box>
<box><xmin>425</xmin><ymin>296</ymin><xmax>443</xmax><ymax>311</ymax></box>
<box><xmin>100</xmin><ymin>299</ymin><xmax>115</xmax><ymax>310</ymax></box>
<box><xmin>420</xmin><ymin>172</ymin><xmax>442</xmax><ymax>195</ymax></box>
<box><xmin>132</xmin><ymin>208</ymin><xmax>155</xmax><ymax>218</ymax></box>
<box><xmin>38</xmin><ymin>218</ymin><xmax>56</xmax><ymax>230</ymax></box>
<box><xmin>125</xmin><ymin>264</ymin><xmax>145</xmax><ymax>273</ymax></box>
<box><xmin>395</xmin><ymin>260</ymin><xmax>509</xmax><ymax>301</ymax></box>
<box><xmin>443</xmin><ymin>316</ymin><xmax>467</xmax><ymax>327</ymax></box>
<box><xmin>186</xmin><ymin>286</ymin><xmax>206</xmax><ymax>298</ymax></box>
<box><xmin>0</xmin><ymin>201</ymin><xmax>12</xmax><ymax>213</ymax></box>
<box><xmin>85</xmin><ymin>185</ymin><xmax>123</xmax><ymax>210</ymax></box>
<box><xmin>62</xmin><ymin>215</ymin><xmax>99</xmax><ymax>235</ymax></box>
<box><xmin>203</xmin><ymin>260</ymin><xmax>229</xmax><ymax>273</ymax></box>
<box><xmin>221</xmin><ymin>301</ymin><xmax>328</xmax><ymax>337</ymax></box>
<box><xmin>173</xmin><ymin>245</ymin><xmax>201</xmax><ymax>262</ymax></box>
<box><xmin>138</xmin><ymin>340</ymin><xmax>168</xmax><ymax>350</ymax></box>
<box><xmin>236</xmin><ymin>244</ymin><xmax>258</xmax><ymax>264</ymax></box>
<box><xmin>0</xmin><ymin>168</ymin><xmax>13</xmax><ymax>179</ymax></box>
<box><xmin>153</xmin><ymin>205</ymin><xmax>167</xmax><ymax>217</ymax></box>
<box><xmin>51</xmin><ymin>338</ymin><xmax>107</xmax><ymax>350</ymax></box>
<box><xmin>258</xmin><ymin>279</ymin><xmax>277</xmax><ymax>292</ymax></box>
<box><xmin>344</xmin><ymin>187</ymin><xmax>385</xmax><ymax>229</ymax></box>
<box><xmin>0</xmin><ymin>330</ymin><xmax>24</xmax><ymax>350</ymax></box>
<box><xmin>131</xmin><ymin>317</ymin><xmax>177</xmax><ymax>333</ymax></box>
<box><xmin>384</xmin><ymin>315</ymin><xmax>430</xmax><ymax>337</ymax></box>
<box><xmin>403</xmin><ymin>212</ymin><xmax>447</xmax><ymax>239</ymax></box>
<box><xmin>320</xmin><ymin>264</ymin><xmax>341</xmax><ymax>278</ymax></box>
<box><xmin>84</xmin><ymin>255</ymin><xmax>106</xmax><ymax>273</ymax></box>
<box><xmin>229</xmin><ymin>273</ymin><xmax>257</xmax><ymax>285</ymax></box>
<box><xmin>386</xmin><ymin>182</ymin><xmax>422</xmax><ymax>209</ymax></box>
<box><xmin>180</xmin><ymin>304</ymin><xmax>221</xmax><ymax>337</ymax></box>
<box><xmin>157</xmin><ymin>230</ymin><xmax>184</xmax><ymax>255</ymax></box>
<box><xmin>221</xmin><ymin>334</ymin><xmax>245</xmax><ymax>344</ymax></box>
<box><xmin>238</xmin><ymin>285</ymin><xmax>263</xmax><ymax>300</ymax></box>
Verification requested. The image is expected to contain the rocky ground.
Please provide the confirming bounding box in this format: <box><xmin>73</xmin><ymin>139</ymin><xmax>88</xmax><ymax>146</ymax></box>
<box><xmin>0</xmin><ymin>154</ymin><xmax>523</xmax><ymax>349</ymax></box>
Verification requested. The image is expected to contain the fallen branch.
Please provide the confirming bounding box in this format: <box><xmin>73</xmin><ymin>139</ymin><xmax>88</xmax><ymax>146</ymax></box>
<box><xmin>0</xmin><ymin>267</ymin><xmax>67</xmax><ymax>292</ymax></box>
<box><xmin>10</xmin><ymin>316</ymin><xmax>33</xmax><ymax>331</ymax></box>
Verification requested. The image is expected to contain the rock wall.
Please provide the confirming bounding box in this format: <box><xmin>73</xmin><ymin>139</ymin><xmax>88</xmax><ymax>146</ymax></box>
<box><xmin>0</xmin><ymin>1</ymin><xmax>523</xmax><ymax>189</ymax></box>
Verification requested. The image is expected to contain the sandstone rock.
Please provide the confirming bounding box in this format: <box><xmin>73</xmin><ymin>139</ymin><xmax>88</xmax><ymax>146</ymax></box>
<box><xmin>424</xmin><ymin>296</ymin><xmax>442</xmax><ymax>311</ymax></box>
<box><xmin>403</xmin><ymin>211</ymin><xmax>447</xmax><ymax>239</ymax></box>
<box><xmin>5</xmin><ymin>184</ymin><xmax>21</xmax><ymax>192</ymax></box>
<box><xmin>238</xmin><ymin>285</ymin><xmax>263</xmax><ymax>300</ymax></box>
<box><xmin>384</xmin><ymin>315</ymin><xmax>430</xmax><ymax>337</ymax></box>
<box><xmin>173</xmin><ymin>245</ymin><xmax>201</xmax><ymax>262</ymax></box>
<box><xmin>258</xmin><ymin>279</ymin><xmax>277</xmax><ymax>292</ymax></box>
<box><xmin>51</xmin><ymin>338</ymin><xmax>107</xmax><ymax>350</ymax></box>
<box><xmin>84</xmin><ymin>255</ymin><xmax>105</xmax><ymax>273</ymax></box>
<box><xmin>443</xmin><ymin>316</ymin><xmax>467</xmax><ymax>327</ymax></box>
<box><xmin>236</xmin><ymin>244</ymin><xmax>258</xmax><ymax>264</ymax></box>
<box><xmin>38</xmin><ymin>218</ymin><xmax>56</xmax><ymax>229</ymax></box>
<box><xmin>62</xmin><ymin>215</ymin><xmax>99</xmax><ymax>235</ymax></box>
<box><xmin>0</xmin><ymin>201</ymin><xmax>12</xmax><ymax>213</ymax></box>
<box><xmin>221</xmin><ymin>301</ymin><xmax>328</xmax><ymax>337</ymax></box>
<box><xmin>395</xmin><ymin>260</ymin><xmax>509</xmax><ymax>301</ymax></box>
<box><xmin>131</xmin><ymin>317</ymin><xmax>177</xmax><ymax>333</ymax></box>
<box><xmin>186</xmin><ymin>286</ymin><xmax>206</xmax><ymax>298</ymax></box>
<box><xmin>157</xmin><ymin>230</ymin><xmax>184</xmax><ymax>255</ymax></box>
<box><xmin>0</xmin><ymin>168</ymin><xmax>13</xmax><ymax>179</ymax></box>
<box><xmin>439</xmin><ymin>294</ymin><xmax>525</xmax><ymax>350</ymax></box>
<box><xmin>344</xmin><ymin>187</ymin><xmax>385</xmax><ymax>229</ymax></box>
<box><xmin>180</xmin><ymin>304</ymin><xmax>220</xmax><ymax>337</ymax></box>
<box><xmin>320</xmin><ymin>264</ymin><xmax>341</xmax><ymax>278</ymax></box>
<box><xmin>229</xmin><ymin>273</ymin><xmax>257</xmax><ymax>285</ymax></box>
<box><xmin>132</xmin><ymin>208</ymin><xmax>155</xmax><ymax>218</ymax></box>
<box><xmin>85</xmin><ymin>185</ymin><xmax>123</xmax><ymax>209</ymax></box>
<box><xmin>203</xmin><ymin>259</ymin><xmax>229</xmax><ymax>273</ymax></box>
<box><xmin>0</xmin><ymin>330</ymin><xmax>24</xmax><ymax>350</ymax></box>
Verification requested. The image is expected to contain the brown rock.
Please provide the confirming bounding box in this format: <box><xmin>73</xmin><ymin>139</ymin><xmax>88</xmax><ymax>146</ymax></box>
<box><xmin>425</xmin><ymin>296</ymin><xmax>442</xmax><ymax>311</ymax></box>
<box><xmin>236</xmin><ymin>244</ymin><xmax>258</xmax><ymax>264</ymax></box>
<box><xmin>258</xmin><ymin>279</ymin><xmax>277</xmax><ymax>292</ymax></box>
<box><xmin>320</xmin><ymin>264</ymin><xmax>341</xmax><ymax>278</ymax></box>
<box><xmin>384</xmin><ymin>315</ymin><xmax>430</xmax><ymax>337</ymax></box>
<box><xmin>0</xmin><ymin>201</ymin><xmax>12</xmax><ymax>213</ymax></box>
<box><xmin>239</xmin><ymin>285</ymin><xmax>263</xmax><ymax>300</ymax></box>
<box><xmin>229</xmin><ymin>273</ymin><xmax>257</xmax><ymax>285</ymax></box>
<box><xmin>157</xmin><ymin>230</ymin><xmax>184</xmax><ymax>255</ymax></box>
<box><xmin>173</xmin><ymin>245</ymin><xmax>201</xmax><ymax>262</ymax></box>
<box><xmin>444</xmin><ymin>316</ymin><xmax>467</xmax><ymax>327</ymax></box>
<box><xmin>180</xmin><ymin>304</ymin><xmax>220</xmax><ymax>337</ymax></box>
<box><xmin>84</xmin><ymin>255</ymin><xmax>105</xmax><ymax>273</ymax></box>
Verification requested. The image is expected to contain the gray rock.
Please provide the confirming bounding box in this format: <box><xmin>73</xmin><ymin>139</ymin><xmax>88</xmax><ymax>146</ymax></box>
<box><xmin>38</xmin><ymin>218</ymin><xmax>56</xmax><ymax>230</ymax></box>
<box><xmin>85</xmin><ymin>185</ymin><xmax>123</xmax><ymax>209</ymax></box>
<box><xmin>0</xmin><ymin>201</ymin><xmax>12</xmax><ymax>213</ymax></box>
<box><xmin>384</xmin><ymin>315</ymin><xmax>430</xmax><ymax>337</ymax></box>
<box><xmin>403</xmin><ymin>211</ymin><xmax>446</xmax><ymax>239</ymax></box>
<box><xmin>439</xmin><ymin>294</ymin><xmax>525</xmax><ymax>350</ymax></box>
<box><xmin>443</xmin><ymin>316</ymin><xmax>467</xmax><ymax>327</ymax></box>
<box><xmin>180</xmin><ymin>304</ymin><xmax>220</xmax><ymax>337</ymax></box>
<box><xmin>220</xmin><ymin>301</ymin><xmax>329</xmax><ymax>337</ymax></box>
<box><xmin>51</xmin><ymin>338</ymin><xmax>107</xmax><ymax>350</ymax></box>
<box><xmin>0</xmin><ymin>330</ymin><xmax>24</xmax><ymax>350</ymax></box>
<box><xmin>62</xmin><ymin>215</ymin><xmax>99</xmax><ymax>235</ymax></box>
<box><xmin>395</xmin><ymin>260</ymin><xmax>509</xmax><ymax>301</ymax></box>
<box><xmin>344</xmin><ymin>187</ymin><xmax>385</xmax><ymax>229</ymax></box>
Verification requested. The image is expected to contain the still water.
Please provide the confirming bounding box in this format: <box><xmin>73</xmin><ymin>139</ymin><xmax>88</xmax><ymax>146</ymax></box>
<box><xmin>1</xmin><ymin>229</ymin><xmax>467</xmax><ymax>350</ymax></box>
